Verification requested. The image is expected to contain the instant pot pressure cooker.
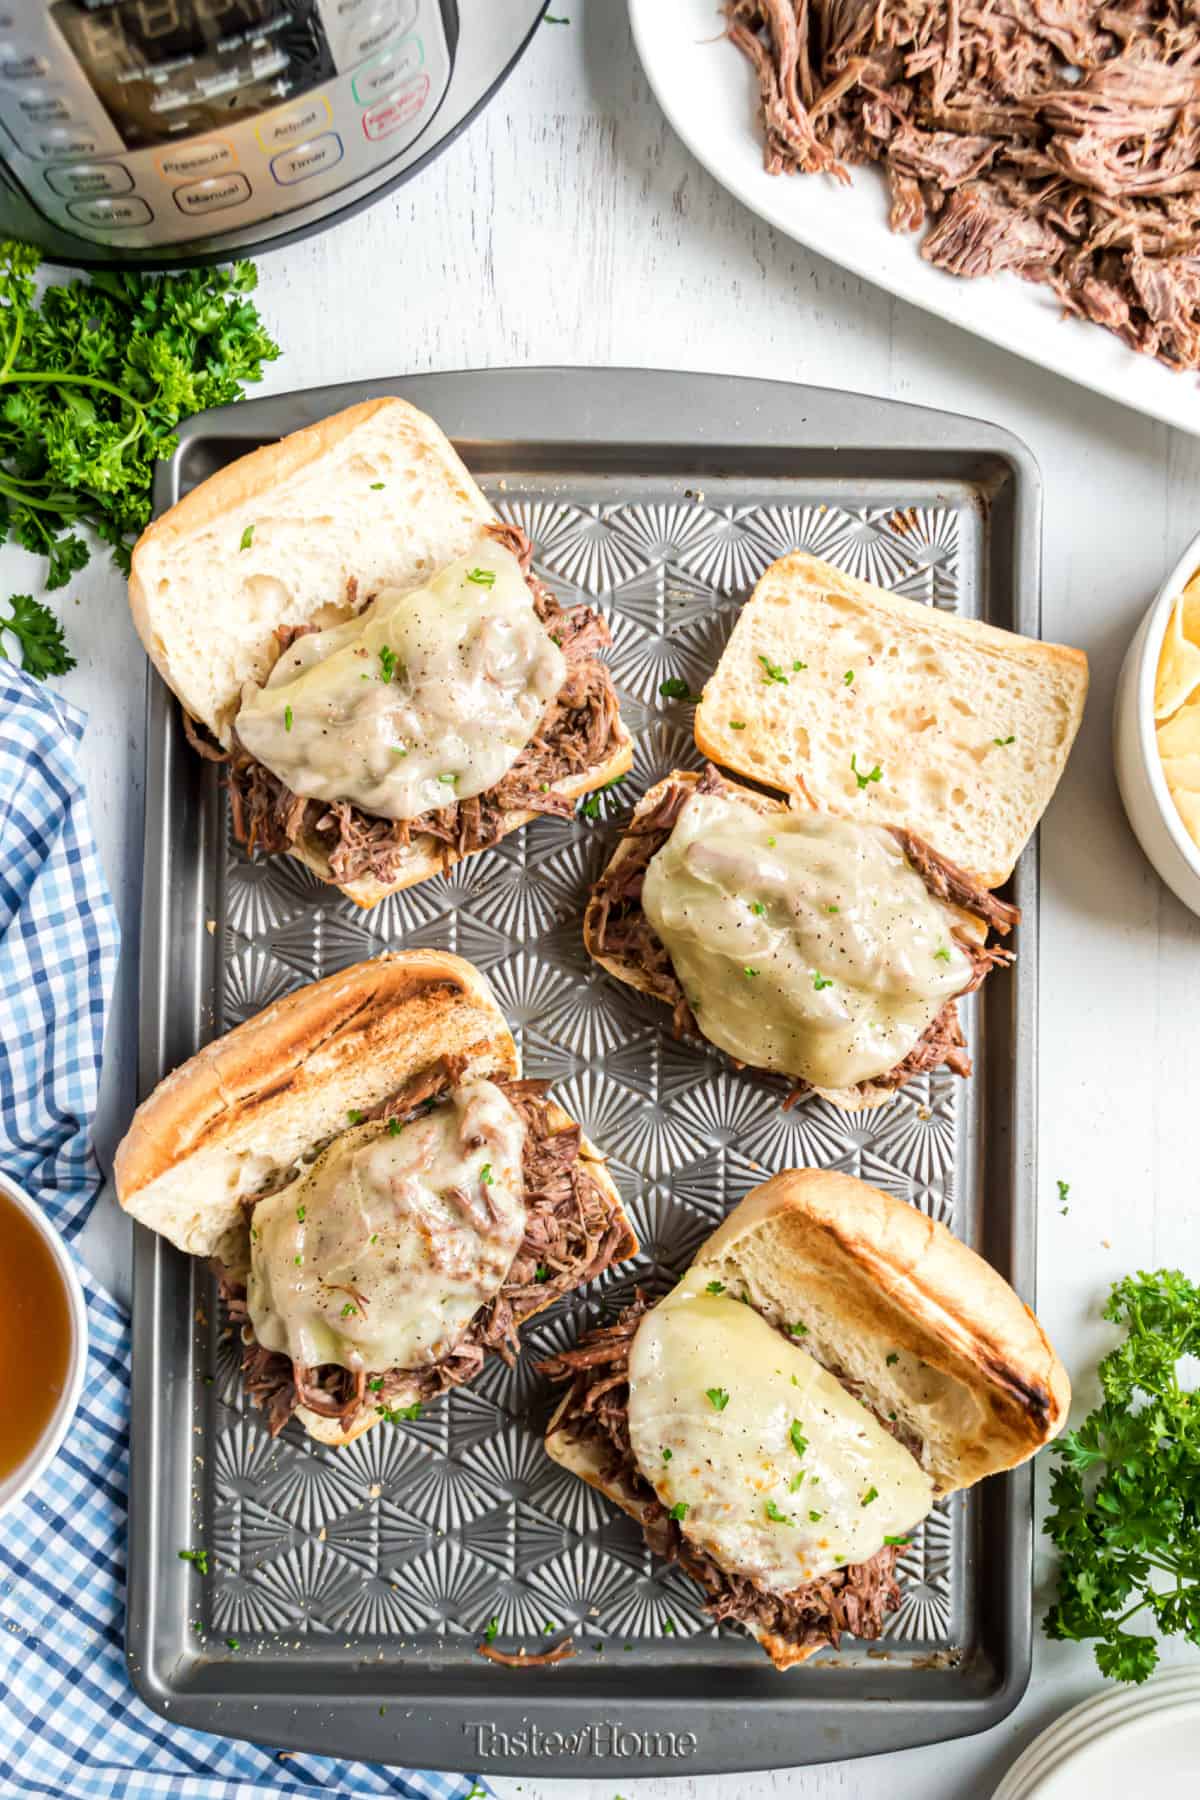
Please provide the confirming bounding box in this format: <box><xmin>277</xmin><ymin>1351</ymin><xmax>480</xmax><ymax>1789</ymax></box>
<box><xmin>0</xmin><ymin>2</ymin><xmax>547</xmax><ymax>266</ymax></box>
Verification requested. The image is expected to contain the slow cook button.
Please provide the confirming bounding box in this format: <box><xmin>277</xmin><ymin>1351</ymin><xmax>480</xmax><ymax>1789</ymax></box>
<box><xmin>351</xmin><ymin>34</ymin><xmax>423</xmax><ymax>104</ymax></box>
<box><xmin>45</xmin><ymin>161</ymin><xmax>133</xmax><ymax>200</ymax></box>
<box><xmin>269</xmin><ymin>132</ymin><xmax>343</xmax><ymax>185</ymax></box>
<box><xmin>255</xmin><ymin>94</ymin><xmax>331</xmax><ymax>152</ymax></box>
<box><xmin>65</xmin><ymin>194</ymin><xmax>153</xmax><ymax>229</ymax></box>
<box><xmin>173</xmin><ymin>171</ymin><xmax>251</xmax><ymax>216</ymax></box>
<box><xmin>361</xmin><ymin>74</ymin><xmax>430</xmax><ymax>142</ymax></box>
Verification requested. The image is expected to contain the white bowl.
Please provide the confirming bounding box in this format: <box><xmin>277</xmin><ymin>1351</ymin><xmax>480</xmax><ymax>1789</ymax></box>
<box><xmin>1114</xmin><ymin>527</ymin><xmax>1200</xmax><ymax>917</ymax></box>
<box><xmin>0</xmin><ymin>1173</ymin><xmax>89</xmax><ymax>1518</ymax></box>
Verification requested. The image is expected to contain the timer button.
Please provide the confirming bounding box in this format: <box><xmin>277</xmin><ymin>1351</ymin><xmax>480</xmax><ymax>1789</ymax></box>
<box><xmin>66</xmin><ymin>195</ymin><xmax>153</xmax><ymax>230</ymax></box>
<box><xmin>352</xmin><ymin>35</ymin><xmax>424</xmax><ymax>105</ymax></box>
<box><xmin>45</xmin><ymin>162</ymin><xmax>133</xmax><ymax>200</ymax></box>
<box><xmin>173</xmin><ymin>172</ymin><xmax>251</xmax><ymax>216</ymax></box>
<box><xmin>270</xmin><ymin>133</ymin><xmax>343</xmax><ymax>186</ymax></box>
<box><xmin>361</xmin><ymin>74</ymin><xmax>430</xmax><ymax>142</ymax></box>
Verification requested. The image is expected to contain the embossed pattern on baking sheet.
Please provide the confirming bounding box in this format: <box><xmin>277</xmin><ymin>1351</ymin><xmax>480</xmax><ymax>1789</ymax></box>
<box><xmin>204</xmin><ymin>491</ymin><xmax>973</xmax><ymax>1660</ymax></box>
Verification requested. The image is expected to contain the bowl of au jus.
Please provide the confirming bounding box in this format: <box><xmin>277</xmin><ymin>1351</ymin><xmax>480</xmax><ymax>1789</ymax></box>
<box><xmin>0</xmin><ymin>1173</ymin><xmax>88</xmax><ymax>1517</ymax></box>
<box><xmin>1115</xmin><ymin>530</ymin><xmax>1200</xmax><ymax>917</ymax></box>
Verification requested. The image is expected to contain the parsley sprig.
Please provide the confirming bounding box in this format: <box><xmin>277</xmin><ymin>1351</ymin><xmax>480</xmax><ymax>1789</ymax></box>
<box><xmin>1044</xmin><ymin>1270</ymin><xmax>1200</xmax><ymax>1683</ymax></box>
<box><xmin>0</xmin><ymin>592</ymin><xmax>75</xmax><ymax>677</ymax></box>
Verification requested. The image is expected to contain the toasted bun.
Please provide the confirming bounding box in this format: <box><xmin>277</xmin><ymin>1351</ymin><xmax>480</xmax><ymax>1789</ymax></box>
<box><xmin>130</xmin><ymin>395</ymin><xmax>633</xmax><ymax>908</ymax></box>
<box><xmin>584</xmin><ymin>768</ymin><xmax>983</xmax><ymax>1112</ymax></box>
<box><xmin>129</xmin><ymin>397</ymin><xmax>494</xmax><ymax>745</ymax></box>
<box><xmin>694</xmin><ymin>552</ymin><xmax>1088</xmax><ymax>888</ymax></box>
<box><xmin>303</xmin><ymin>1104</ymin><xmax>632</xmax><ymax>1448</ymax></box>
<box><xmin>545</xmin><ymin>1170</ymin><xmax>1067</xmax><ymax>1667</ymax></box>
<box><xmin>115</xmin><ymin>951</ymin><xmax>517</xmax><ymax>1260</ymax></box>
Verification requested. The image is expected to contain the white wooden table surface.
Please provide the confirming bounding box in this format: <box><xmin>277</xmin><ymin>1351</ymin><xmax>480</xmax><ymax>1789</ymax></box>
<box><xmin>26</xmin><ymin>5</ymin><xmax>1200</xmax><ymax>1797</ymax></box>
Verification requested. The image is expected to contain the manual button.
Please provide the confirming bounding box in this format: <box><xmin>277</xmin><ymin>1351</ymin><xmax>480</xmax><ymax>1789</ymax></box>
<box><xmin>66</xmin><ymin>195</ymin><xmax>152</xmax><ymax>229</ymax></box>
<box><xmin>173</xmin><ymin>171</ymin><xmax>251</xmax><ymax>216</ymax></box>
<box><xmin>270</xmin><ymin>132</ymin><xmax>343</xmax><ymax>186</ymax></box>
<box><xmin>45</xmin><ymin>161</ymin><xmax>133</xmax><ymax>199</ymax></box>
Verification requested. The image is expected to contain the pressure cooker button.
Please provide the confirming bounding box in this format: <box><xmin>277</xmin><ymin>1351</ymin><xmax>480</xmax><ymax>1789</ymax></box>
<box><xmin>256</xmin><ymin>96</ymin><xmax>333</xmax><ymax>153</ymax></box>
<box><xmin>0</xmin><ymin>53</ymin><xmax>50</xmax><ymax>81</ymax></box>
<box><xmin>173</xmin><ymin>172</ymin><xmax>252</xmax><ymax>216</ymax></box>
<box><xmin>361</xmin><ymin>74</ymin><xmax>430</xmax><ymax>142</ymax></box>
<box><xmin>17</xmin><ymin>91</ymin><xmax>73</xmax><ymax>126</ymax></box>
<box><xmin>66</xmin><ymin>195</ymin><xmax>153</xmax><ymax>230</ymax></box>
<box><xmin>270</xmin><ymin>133</ymin><xmax>344</xmax><ymax>186</ymax></box>
<box><xmin>352</xmin><ymin>35</ymin><xmax>424</xmax><ymax>105</ymax></box>
<box><xmin>45</xmin><ymin>162</ymin><xmax>134</xmax><ymax>200</ymax></box>
<box><xmin>158</xmin><ymin>140</ymin><xmax>235</xmax><ymax>181</ymax></box>
<box><xmin>349</xmin><ymin>2</ymin><xmax>419</xmax><ymax>61</ymax></box>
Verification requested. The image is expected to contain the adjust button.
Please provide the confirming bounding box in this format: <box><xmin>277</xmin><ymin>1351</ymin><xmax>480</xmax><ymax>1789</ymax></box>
<box><xmin>45</xmin><ymin>161</ymin><xmax>133</xmax><ymax>200</ymax></box>
<box><xmin>66</xmin><ymin>195</ymin><xmax>153</xmax><ymax>229</ymax></box>
<box><xmin>352</xmin><ymin>35</ymin><xmax>423</xmax><ymax>106</ymax></box>
<box><xmin>256</xmin><ymin>94</ymin><xmax>332</xmax><ymax>152</ymax></box>
<box><xmin>173</xmin><ymin>171</ymin><xmax>251</xmax><ymax>216</ymax></box>
<box><xmin>361</xmin><ymin>74</ymin><xmax>430</xmax><ymax>142</ymax></box>
<box><xmin>270</xmin><ymin>132</ymin><xmax>343</xmax><ymax>185</ymax></box>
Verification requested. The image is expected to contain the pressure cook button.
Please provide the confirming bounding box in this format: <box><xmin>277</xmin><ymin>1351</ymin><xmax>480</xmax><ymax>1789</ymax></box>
<box><xmin>352</xmin><ymin>35</ymin><xmax>423</xmax><ymax>105</ymax></box>
<box><xmin>361</xmin><ymin>74</ymin><xmax>430</xmax><ymax>142</ymax></box>
<box><xmin>45</xmin><ymin>161</ymin><xmax>133</xmax><ymax>200</ymax></box>
<box><xmin>66</xmin><ymin>195</ymin><xmax>153</xmax><ymax>229</ymax></box>
<box><xmin>256</xmin><ymin>94</ymin><xmax>332</xmax><ymax>152</ymax></box>
<box><xmin>158</xmin><ymin>139</ymin><xmax>235</xmax><ymax>180</ymax></box>
<box><xmin>173</xmin><ymin>171</ymin><xmax>251</xmax><ymax>216</ymax></box>
<box><xmin>269</xmin><ymin>132</ymin><xmax>343</xmax><ymax>185</ymax></box>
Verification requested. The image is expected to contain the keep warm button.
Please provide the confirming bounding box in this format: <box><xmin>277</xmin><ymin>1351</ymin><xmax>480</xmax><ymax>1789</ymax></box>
<box><xmin>362</xmin><ymin>74</ymin><xmax>429</xmax><ymax>142</ymax></box>
<box><xmin>270</xmin><ymin>132</ymin><xmax>343</xmax><ymax>186</ymax></box>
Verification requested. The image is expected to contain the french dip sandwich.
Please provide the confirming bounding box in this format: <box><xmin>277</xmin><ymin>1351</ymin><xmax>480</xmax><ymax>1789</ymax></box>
<box><xmin>588</xmin><ymin>552</ymin><xmax>1088</xmax><ymax>1108</ymax></box>
<box><xmin>541</xmin><ymin>1170</ymin><xmax>1068</xmax><ymax>1669</ymax></box>
<box><xmin>115</xmin><ymin>952</ymin><xmax>636</xmax><ymax>1445</ymax></box>
<box><xmin>129</xmin><ymin>399</ymin><xmax>632</xmax><ymax>907</ymax></box>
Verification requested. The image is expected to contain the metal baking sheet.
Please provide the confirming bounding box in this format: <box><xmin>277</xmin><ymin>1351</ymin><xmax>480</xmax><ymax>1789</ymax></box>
<box><xmin>127</xmin><ymin>368</ymin><xmax>1041</xmax><ymax>1778</ymax></box>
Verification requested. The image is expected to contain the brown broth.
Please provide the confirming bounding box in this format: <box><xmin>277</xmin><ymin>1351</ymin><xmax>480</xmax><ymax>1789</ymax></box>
<box><xmin>0</xmin><ymin>1185</ymin><xmax>74</xmax><ymax>1483</ymax></box>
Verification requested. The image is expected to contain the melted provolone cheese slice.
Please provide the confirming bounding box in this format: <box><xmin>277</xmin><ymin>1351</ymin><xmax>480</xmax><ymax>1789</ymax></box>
<box><xmin>627</xmin><ymin>1274</ymin><xmax>933</xmax><ymax>1590</ymax></box>
<box><xmin>641</xmin><ymin>790</ymin><xmax>973</xmax><ymax>1089</ymax></box>
<box><xmin>246</xmin><ymin>1081</ymin><xmax>527</xmax><ymax>1374</ymax></box>
<box><xmin>235</xmin><ymin>540</ymin><xmax>566</xmax><ymax>821</ymax></box>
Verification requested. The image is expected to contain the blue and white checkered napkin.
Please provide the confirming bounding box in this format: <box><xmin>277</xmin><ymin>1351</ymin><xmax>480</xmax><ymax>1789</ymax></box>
<box><xmin>0</xmin><ymin>662</ymin><xmax>485</xmax><ymax>1800</ymax></box>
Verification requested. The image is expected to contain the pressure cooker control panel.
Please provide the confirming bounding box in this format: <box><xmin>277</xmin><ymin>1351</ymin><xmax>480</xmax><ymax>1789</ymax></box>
<box><xmin>0</xmin><ymin>2</ymin><xmax>453</xmax><ymax>247</ymax></box>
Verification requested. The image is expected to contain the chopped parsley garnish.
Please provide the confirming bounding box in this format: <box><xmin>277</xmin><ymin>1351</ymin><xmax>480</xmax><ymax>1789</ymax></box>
<box><xmin>480</xmin><ymin>1163</ymin><xmax>494</xmax><ymax>1185</ymax></box>
<box><xmin>340</xmin><ymin>1303</ymin><xmax>356</xmax><ymax>1317</ymax></box>
<box><xmin>392</xmin><ymin>745</ymin><xmax>407</xmax><ymax>756</ymax></box>
<box><xmin>283</xmin><ymin>705</ymin><xmax>293</xmax><ymax>733</ymax></box>
<box><xmin>178</xmin><ymin>1548</ymin><xmax>209</xmax><ymax>1575</ymax></box>
<box><xmin>793</xmin><ymin>659</ymin><xmax>807</xmax><ymax>671</ymax></box>
<box><xmin>743</xmin><ymin>966</ymin><xmax>759</xmax><ymax>979</ymax></box>
<box><xmin>466</xmin><ymin>567</ymin><xmax>496</xmax><ymax>587</ymax></box>
<box><xmin>750</xmin><ymin>900</ymin><xmax>766</xmax><ymax>916</ymax></box>
<box><xmin>369</xmin><ymin>1233</ymin><xmax>378</xmax><ymax>1243</ymax></box>
<box><xmin>843</xmin><ymin>670</ymin><xmax>854</xmax><ymax>686</ymax></box>
<box><xmin>378</xmin><ymin>645</ymin><xmax>398</xmax><ymax>683</ymax></box>
<box><xmin>368</xmin><ymin>1377</ymin><xmax>383</xmax><ymax>1392</ymax></box>
<box><xmin>347</xmin><ymin>1109</ymin><xmax>363</xmax><ymax>1124</ymax></box>
<box><xmin>789</xmin><ymin>1471</ymin><xmax>805</xmax><ymax>1492</ymax></box>
<box><xmin>534</xmin><ymin>1264</ymin><xmax>549</xmax><ymax>1282</ymax></box>
<box><xmin>370</xmin><ymin>481</ymin><xmax>385</xmax><ymax>489</ymax></box>
<box><xmin>886</xmin><ymin>1352</ymin><xmax>899</xmax><ymax>1366</ymax></box>
<box><xmin>542</xmin><ymin>1622</ymin><xmax>556</xmax><ymax>1635</ymax></box>
<box><xmin>861</xmin><ymin>1486</ymin><xmax>879</xmax><ymax>1507</ymax></box>
<box><xmin>729</xmin><ymin>720</ymin><xmax>747</xmax><ymax>730</ymax></box>
<box><xmin>663</xmin><ymin>1618</ymin><xmax>676</xmax><ymax>1634</ymax></box>
<box><xmin>669</xmin><ymin>1501</ymin><xmax>689</xmax><ymax>1521</ymax></box>
<box><xmin>387</xmin><ymin>1119</ymin><xmax>402</xmax><ymax>1136</ymax></box>
<box><xmin>788</xmin><ymin>1321</ymin><xmax>807</xmax><ymax>1336</ymax></box>
<box><xmin>884</xmin><ymin>1535</ymin><xmax>912</xmax><ymax>1547</ymax></box>
<box><xmin>658</xmin><ymin>676</ymin><xmax>698</xmax><ymax>701</ymax></box>
<box><xmin>293</xmin><ymin>1255</ymin><xmax>302</xmax><ymax>1266</ymax></box>
<box><xmin>934</xmin><ymin>947</ymin><xmax>951</xmax><ymax>961</ymax></box>
<box><xmin>226</xmin><ymin>1637</ymin><xmax>240</xmax><ymax>1650</ymax></box>
<box><xmin>811</xmin><ymin>971</ymin><xmax>833</xmax><ymax>991</ymax></box>
<box><xmin>764</xmin><ymin>1499</ymin><xmax>791</xmax><ymax>1524</ymax></box>
<box><xmin>1058</xmin><ymin>1178</ymin><xmax>1070</xmax><ymax>1215</ymax></box>
<box><xmin>789</xmin><ymin>1421</ymin><xmax>808</xmax><ymax>1458</ymax></box>
<box><xmin>377</xmin><ymin>1402</ymin><xmax>422</xmax><ymax>1424</ymax></box>
<box><xmin>851</xmin><ymin>753</ymin><xmax>882</xmax><ymax>791</ymax></box>
<box><xmin>766</xmin><ymin>835</ymin><xmax>776</xmax><ymax>847</ymax></box>
<box><xmin>437</xmin><ymin>772</ymin><xmax>457</xmax><ymax>784</ymax></box>
<box><xmin>296</xmin><ymin>1205</ymin><xmax>306</xmax><ymax>1223</ymax></box>
<box><xmin>484</xmin><ymin>1616</ymin><xmax>499</xmax><ymax>1643</ymax></box>
<box><xmin>826</xmin><ymin>903</ymin><xmax>839</xmax><ymax>913</ymax></box>
<box><xmin>239</xmin><ymin>524</ymin><xmax>254</xmax><ymax>552</ymax></box>
<box><xmin>705</xmin><ymin>1280</ymin><xmax>725</xmax><ymax>1295</ymax></box>
<box><xmin>809</xmin><ymin>1510</ymin><xmax>823</xmax><ymax>1523</ymax></box>
<box><xmin>994</xmin><ymin>734</ymin><xmax>1015</xmax><ymax>746</ymax></box>
<box><xmin>706</xmin><ymin>1387</ymin><xmax>730</xmax><ymax>1412</ymax></box>
<box><xmin>662</xmin><ymin>1446</ymin><xmax>673</xmax><ymax>1462</ymax></box>
<box><xmin>759</xmin><ymin>654</ymin><xmax>789</xmax><ymax>685</ymax></box>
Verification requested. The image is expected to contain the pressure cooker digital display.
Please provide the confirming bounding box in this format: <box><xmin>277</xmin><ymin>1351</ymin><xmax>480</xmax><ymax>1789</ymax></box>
<box><xmin>51</xmin><ymin>2</ymin><xmax>337</xmax><ymax>150</ymax></box>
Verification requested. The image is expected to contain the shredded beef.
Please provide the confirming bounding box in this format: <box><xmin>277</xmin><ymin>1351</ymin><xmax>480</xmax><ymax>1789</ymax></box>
<box><xmin>539</xmin><ymin>1296</ymin><xmax>903</xmax><ymax>1656</ymax></box>
<box><xmin>221</xmin><ymin>522</ymin><xmax>622</xmax><ymax>887</ymax></box>
<box><xmin>220</xmin><ymin>1073</ymin><xmax>633</xmax><ymax>1437</ymax></box>
<box><xmin>726</xmin><ymin>2</ymin><xmax>1200</xmax><ymax>374</ymax></box>
<box><xmin>586</xmin><ymin>765</ymin><xmax>1017</xmax><ymax>1101</ymax></box>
